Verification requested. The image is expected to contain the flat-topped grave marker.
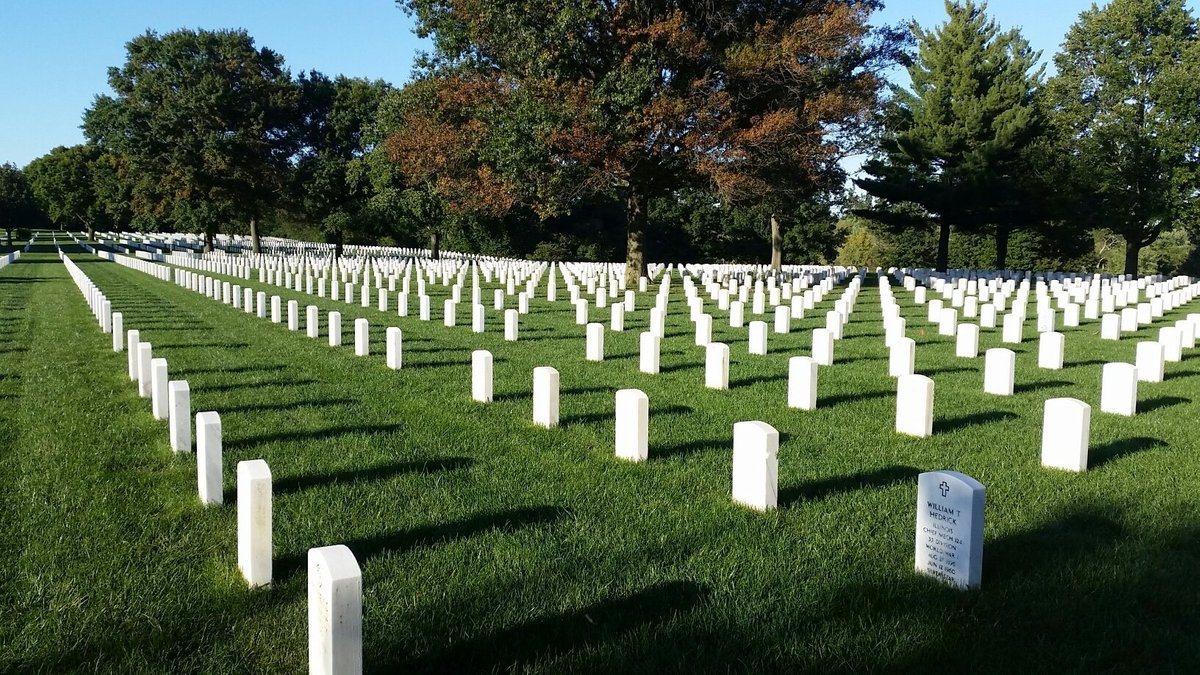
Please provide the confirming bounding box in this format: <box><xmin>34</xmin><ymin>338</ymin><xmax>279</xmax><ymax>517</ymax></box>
<box><xmin>705</xmin><ymin>342</ymin><xmax>729</xmax><ymax>390</ymax></box>
<box><xmin>615</xmin><ymin>388</ymin><xmax>649</xmax><ymax>462</ymax></box>
<box><xmin>640</xmin><ymin>331</ymin><xmax>660</xmax><ymax>374</ymax></box>
<box><xmin>168</xmin><ymin>380</ymin><xmax>190</xmax><ymax>452</ymax></box>
<box><xmin>472</xmin><ymin>350</ymin><xmax>493</xmax><ymax>402</ymax></box>
<box><xmin>896</xmin><ymin>374</ymin><xmax>934</xmax><ymax>438</ymax></box>
<box><xmin>787</xmin><ymin>356</ymin><xmax>817</xmax><ymax>410</ymax></box>
<box><xmin>533</xmin><ymin>367</ymin><xmax>560</xmax><ymax>428</ymax></box>
<box><xmin>197</xmin><ymin>411</ymin><xmax>223</xmax><ymax>505</ymax></box>
<box><xmin>1100</xmin><ymin>363</ymin><xmax>1138</xmax><ymax>416</ymax></box>
<box><xmin>354</xmin><ymin>319</ymin><xmax>369</xmax><ymax>357</ymax></box>
<box><xmin>237</xmin><ymin>459</ymin><xmax>272</xmax><ymax>588</ymax></box>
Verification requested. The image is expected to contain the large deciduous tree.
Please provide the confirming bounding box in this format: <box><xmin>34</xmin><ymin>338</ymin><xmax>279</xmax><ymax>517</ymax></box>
<box><xmin>82</xmin><ymin>29</ymin><xmax>299</xmax><ymax>252</ymax></box>
<box><xmin>1046</xmin><ymin>0</ymin><xmax>1200</xmax><ymax>276</ymax></box>
<box><xmin>293</xmin><ymin>72</ymin><xmax>391</xmax><ymax>257</ymax></box>
<box><xmin>0</xmin><ymin>163</ymin><xmax>39</xmax><ymax>246</ymax></box>
<box><xmin>24</xmin><ymin>144</ymin><xmax>105</xmax><ymax>241</ymax></box>
<box><xmin>856</xmin><ymin>0</ymin><xmax>1043</xmax><ymax>271</ymax></box>
<box><xmin>393</xmin><ymin>0</ymin><xmax>902</xmax><ymax>282</ymax></box>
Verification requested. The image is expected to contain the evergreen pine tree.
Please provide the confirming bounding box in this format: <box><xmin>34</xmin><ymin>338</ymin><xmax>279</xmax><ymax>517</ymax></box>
<box><xmin>856</xmin><ymin>0</ymin><xmax>1043</xmax><ymax>271</ymax></box>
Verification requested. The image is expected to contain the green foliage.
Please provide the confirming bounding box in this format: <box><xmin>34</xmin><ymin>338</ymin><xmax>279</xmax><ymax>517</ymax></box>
<box><xmin>856</xmin><ymin>1</ymin><xmax>1046</xmax><ymax>270</ymax></box>
<box><xmin>293</xmin><ymin>72</ymin><xmax>392</xmax><ymax>248</ymax></box>
<box><xmin>83</xmin><ymin>29</ymin><xmax>299</xmax><ymax>247</ymax></box>
<box><xmin>1045</xmin><ymin>0</ymin><xmax>1200</xmax><ymax>275</ymax></box>
<box><xmin>0</xmin><ymin>163</ymin><xmax>43</xmax><ymax>243</ymax></box>
<box><xmin>23</xmin><ymin>145</ymin><xmax>105</xmax><ymax>238</ymax></box>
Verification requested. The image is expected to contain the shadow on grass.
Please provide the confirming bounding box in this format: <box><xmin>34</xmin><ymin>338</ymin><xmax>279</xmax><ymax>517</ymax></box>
<box><xmin>197</xmin><ymin>378</ymin><xmax>318</xmax><ymax>394</ymax></box>
<box><xmin>659</xmin><ymin>362</ymin><xmax>703</xmax><ymax>374</ymax></box>
<box><xmin>1013</xmin><ymin>380</ymin><xmax>1073</xmax><ymax>394</ymax></box>
<box><xmin>493</xmin><ymin>385</ymin><xmax>611</xmax><ymax>403</ymax></box>
<box><xmin>653</xmin><ymin>438</ymin><xmax>726</xmax><ymax>460</ymax></box>
<box><xmin>270</xmin><ymin>456</ymin><xmax>473</xmax><ymax>496</ymax></box>
<box><xmin>177</xmin><ymin>363</ymin><xmax>289</xmax><ymax>376</ymax></box>
<box><xmin>923</xmin><ymin>366</ymin><xmax>975</xmax><ymax>376</ymax></box>
<box><xmin>838</xmin><ymin>355</ymin><xmax>888</xmax><ymax>365</ymax></box>
<box><xmin>218</xmin><ymin>397</ymin><xmax>360</xmax><ymax>415</ymax></box>
<box><xmin>985</xmin><ymin>510</ymin><xmax>1124</xmax><ymax>584</ymax></box>
<box><xmin>276</xmin><ymin>505</ymin><xmax>568</xmax><ymax>579</ymax></box>
<box><xmin>561</xmin><ymin>404</ymin><xmax>692</xmax><ymax>428</ymax></box>
<box><xmin>394</xmin><ymin>580</ymin><xmax>709</xmax><ymax>673</ymax></box>
<box><xmin>155</xmin><ymin>342</ymin><xmax>251</xmax><ymax>350</ymax></box>
<box><xmin>1066</xmin><ymin>359</ymin><xmax>1109</xmax><ymax>369</ymax></box>
<box><xmin>937</xmin><ymin>410</ymin><xmax>1018</xmax><ymax>434</ymax></box>
<box><xmin>1139</xmin><ymin>396</ymin><xmax>1191</xmax><ymax>414</ymax></box>
<box><xmin>230</xmin><ymin>421</ymin><xmax>403</xmax><ymax>450</ymax></box>
<box><xmin>821</xmin><ymin>390</ymin><xmax>893</xmax><ymax>408</ymax></box>
<box><xmin>1090</xmin><ymin>436</ymin><xmax>1167</xmax><ymax>468</ymax></box>
<box><xmin>729</xmin><ymin>372</ymin><xmax>788</xmax><ymax>388</ymax></box>
<box><xmin>1165</xmin><ymin>368</ymin><xmax>1200</xmax><ymax>381</ymax></box>
<box><xmin>780</xmin><ymin>465</ymin><xmax>920</xmax><ymax>507</ymax></box>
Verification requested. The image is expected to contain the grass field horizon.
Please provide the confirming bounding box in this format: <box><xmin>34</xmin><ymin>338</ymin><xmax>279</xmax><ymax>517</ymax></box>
<box><xmin>2</xmin><ymin>233</ymin><xmax>1198</xmax><ymax>673</ymax></box>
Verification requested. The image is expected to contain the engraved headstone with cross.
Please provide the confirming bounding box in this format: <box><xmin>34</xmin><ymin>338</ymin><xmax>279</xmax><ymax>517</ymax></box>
<box><xmin>915</xmin><ymin>470</ymin><xmax>985</xmax><ymax>589</ymax></box>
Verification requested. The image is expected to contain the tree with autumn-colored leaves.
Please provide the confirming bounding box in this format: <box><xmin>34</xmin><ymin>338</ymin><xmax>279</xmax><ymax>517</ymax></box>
<box><xmin>391</xmin><ymin>0</ymin><xmax>904</xmax><ymax>281</ymax></box>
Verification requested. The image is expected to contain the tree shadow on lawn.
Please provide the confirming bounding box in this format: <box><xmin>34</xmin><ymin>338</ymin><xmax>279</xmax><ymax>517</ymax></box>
<box><xmin>390</xmin><ymin>580</ymin><xmax>710</xmax><ymax>673</ymax></box>
<box><xmin>275</xmin><ymin>504</ymin><xmax>569</xmax><ymax>580</ymax></box>
<box><xmin>936</xmin><ymin>410</ymin><xmax>1018</xmax><ymax>434</ymax></box>
<box><xmin>780</xmin><ymin>465</ymin><xmax>921</xmax><ymax>507</ymax></box>
<box><xmin>825</xmin><ymin>507</ymin><xmax>1200</xmax><ymax>673</ymax></box>
<box><xmin>1090</xmin><ymin>436</ymin><xmax>1167</xmax><ymax>468</ymax></box>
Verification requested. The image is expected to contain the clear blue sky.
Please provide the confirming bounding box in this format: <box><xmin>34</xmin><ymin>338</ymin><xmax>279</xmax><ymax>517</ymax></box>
<box><xmin>1</xmin><ymin>0</ymin><xmax>1196</xmax><ymax>168</ymax></box>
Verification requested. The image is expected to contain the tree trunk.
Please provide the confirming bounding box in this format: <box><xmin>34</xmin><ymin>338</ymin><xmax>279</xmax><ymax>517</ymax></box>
<box><xmin>429</xmin><ymin>231</ymin><xmax>441</xmax><ymax>260</ymax></box>
<box><xmin>203</xmin><ymin>226</ymin><xmax>215</xmax><ymax>253</ymax></box>
<box><xmin>4</xmin><ymin>228</ymin><xmax>11</xmax><ymax>246</ymax></box>
<box><xmin>995</xmin><ymin>224</ymin><xmax>1010</xmax><ymax>270</ymax></box>
<box><xmin>770</xmin><ymin>213</ymin><xmax>783</xmax><ymax>271</ymax></box>
<box><xmin>936</xmin><ymin>221</ymin><xmax>950</xmax><ymax>272</ymax></box>
<box><xmin>250</xmin><ymin>217</ymin><xmax>261</xmax><ymax>254</ymax></box>
<box><xmin>334</xmin><ymin>229</ymin><xmax>344</xmax><ymax>259</ymax></box>
<box><xmin>625</xmin><ymin>186</ymin><xmax>648</xmax><ymax>286</ymax></box>
<box><xmin>1123</xmin><ymin>240</ymin><xmax>1140</xmax><ymax>277</ymax></box>
<box><xmin>86</xmin><ymin>223</ymin><xmax>95</xmax><ymax>242</ymax></box>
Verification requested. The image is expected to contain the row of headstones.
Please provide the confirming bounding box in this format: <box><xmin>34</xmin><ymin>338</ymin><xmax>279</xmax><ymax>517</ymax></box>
<box><xmin>95</xmin><ymin>243</ymin><xmax>1091</xmax><ymax>598</ymax></box>
<box><xmin>476</xmin><ymin>358</ymin><xmax>989</xmax><ymax>592</ymax></box>
<box><xmin>64</xmin><ymin>249</ymin><xmax>367</xmax><ymax>675</ymax></box>
<box><xmin>0</xmin><ymin>250</ymin><xmax>20</xmax><ymax>271</ymax></box>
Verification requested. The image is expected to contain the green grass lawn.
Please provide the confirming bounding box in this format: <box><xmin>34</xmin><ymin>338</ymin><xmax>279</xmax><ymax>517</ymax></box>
<box><xmin>2</xmin><ymin>239</ymin><xmax>1198</xmax><ymax>673</ymax></box>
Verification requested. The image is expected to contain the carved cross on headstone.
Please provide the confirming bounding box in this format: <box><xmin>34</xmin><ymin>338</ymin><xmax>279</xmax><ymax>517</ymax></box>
<box><xmin>939</xmin><ymin>481</ymin><xmax>950</xmax><ymax>497</ymax></box>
